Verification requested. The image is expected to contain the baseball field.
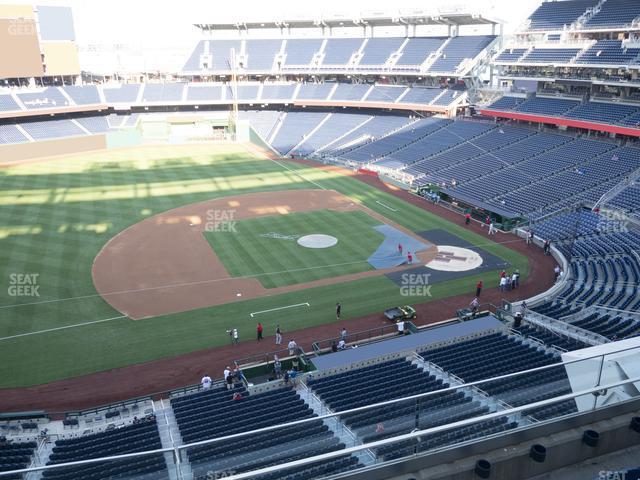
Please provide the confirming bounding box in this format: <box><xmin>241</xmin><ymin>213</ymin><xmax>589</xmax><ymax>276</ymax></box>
<box><xmin>0</xmin><ymin>143</ymin><xmax>529</xmax><ymax>389</ymax></box>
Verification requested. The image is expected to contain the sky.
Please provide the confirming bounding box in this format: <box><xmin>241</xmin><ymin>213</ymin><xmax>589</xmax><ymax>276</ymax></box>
<box><xmin>3</xmin><ymin>0</ymin><xmax>542</xmax><ymax>72</ymax></box>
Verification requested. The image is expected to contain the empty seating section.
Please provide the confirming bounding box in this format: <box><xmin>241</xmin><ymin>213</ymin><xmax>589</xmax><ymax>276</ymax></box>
<box><xmin>365</xmin><ymin>86</ymin><xmax>407</xmax><ymax>102</ymax></box>
<box><xmin>577</xmin><ymin>40</ymin><xmax>640</xmax><ymax>65</ymax></box>
<box><xmin>20</xmin><ymin>119</ymin><xmax>85</xmax><ymax>140</ymax></box>
<box><xmin>136</xmin><ymin>84</ymin><xmax>171</xmax><ymax>104</ymax></box>
<box><xmin>487</xmin><ymin>95</ymin><xmax>640</xmax><ymax>128</ymax></box>
<box><xmin>42</xmin><ymin>418</ymin><xmax>166</xmax><ymax>480</ymax></box>
<box><xmin>432</xmin><ymin>89</ymin><xmax>463</xmax><ymax>106</ymax></box>
<box><xmin>271</xmin><ymin>112</ymin><xmax>327</xmax><ymax>154</ymax></box>
<box><xmin>322</xmin><ymin>38</ymin><xmax>363</xmax><ymax>65</ymax></box>
<box><xmin>0</xmin><ymin>94</ymin><xmax>20</xmax><ymax>111</ymax></box>
<box><xmin>321</xmin><ymin>116</ymin><xmax>414</xmax><ymax>156</ymax></box>
<box><xmin>610</xmin><ymin>185</ymin><xmax>640</xmax><ymax>214</ymax></box>
<box><xmin>260</xmin><ymin>84</ymin><xmax>296</xmax><ymax>100</ymax></box>
<box><xmin>0</xmin><ymin>441</ymin><xmax>36</xmax><ymax>478</ymax></box>
<box><xmin>531</xmin><ymin>211</ymin><xmax>640</xmax><ymax>339</ymax></box>
<box><xmin>283</xmin><ymin>39</ymin><xmax>323</xmax><ymax>66</ymax></box>
<box><xmin>486</xmin><ymin>96</ymin><xmax>525</xmax><ymax>110</ymax></box>
<box><xmin>63</xmin><ymin>85</ymin><xmax>101</xmax><ymax>104</ymax></box>
<box><xmin>514</xmin><ymin>96</ymin><xmax>580</xmax><ymax>116</ymax></box>
<box><xmin>231</xmin><ymin>85</ymin><xmax>260</xmax><ymax>101</ymax></box>
<box><xmin>395</xmin><ymin>37</ymin><xmax>447</xmax><ymax>67</ymax></box>
<box><xmin>182</xmin><ymin>40</ymin><xmax>206</xmax><ymax>71</ymax></box>
<box><xmin>210</xmin><ymin>40</ymin><xmax>242</xmax><ymax>71</ymax></box>
<box><xmin>102</xmin><ymin>84</ymin><xmax>140</xmax><ymax>103</ymax></box>
<box><xmin>142</xmin><ymin>83</ymin><xmax>186</xmax><ymax>102</ymax></box>
<box><xmin>565</xmin><ymin>101</ymin><xmax>639</xmax><ymax>123</ymax></box>
<box><xmin>171</xmin><ymin>384</ymin><xmax>360</xmax><ymax>480</ymax></box>
<box><xmin>429</xmin><ymin>36</ymin><xmax>495</xmax><ymax>73</ymax></box>
<box><xmin>17</xmin><ymin>87</ymin><xmax>69</xmax><ymax>109</ymax></box>
<box><xmin>338</xmin><ymin>117</ymin><xmax>449</xmax><ymax>165</ymax></box>
<box><xmin>527</xmin><ymin>0</ymin><xmax>596</xmax><ymax>30</ymax></box>
<box><xmin>245</xmin><ymin>39</ymin><xmax>282</xmax><ymax>71</ymax></box>
<box><xmin>379</xmin><ymin>121</ymin><xmax>493</xmax><ymax>170</ymax></box>
<box><xmin>420</xmin><ymin>333</ymin><xmax>577</xmax><ymax>420</ymax></box>
<box><xmin>585</xmin><ymin>0</ymin><xmax>640</xmax><ymax>28</ymax></box>
<box><xmin>358</xmin><ymin>37</ymin><xmax>404</xmax><ymax>66</ymax></box>
<box><xmin>296</xmin><ymin>83</ymin><xmax>335</xmax><ymax>100</ymax></box>
<box><xmin>522</xmin><ymin>48</ymin><xmax>581</xmax><ymax>63</ymax></box>
<box><xmin>399</xmin><ymin>87</ymin><xmax>444</xmax><ymax>104</ymax></box>
<box><xmin>75</xmin><ymin>116</ymin><xmax>109</xmax><ymax>134</ymax></box>
<box><xmin>330</xmin><ymin>84</ymin><xmax>369</xmax><ymax>101</ymax></box>
<box><xmin>412</xmin><ymin>126</ymin><xmax>533</xmax><ymax>181</ymax></box>
<box><xmin>0</xmin><ymin>125</ymin><xmax>29</xmax><ymax>144</ymax></box>
<box><xmin>296</xmin><ymin>113</ymin><xmax>371</xmax><ymax>155</ymax></box>
<box><xmin>307</xmin><ymin>358</ymin><xmax>515</xmax><ymax>459</ymax></box>
<box><xmin>181</xmin><ymin>36</ymin><xmax>493</xmax><ymax>74</ymax></box>
<box><xmin>187</xmin><ymin>85</ymin><xmax>223</xmax><ymax>101</ymax></box>
<box><xmin>514</xmin><ymin>323</ymin><xmax>589</xmax><ymax>351</ymax></box>
<box><xmin>239</xmin><ymin>110</ymin><xmax>282</xmax><ymax>140</ymax></box>
<box><xmin>495</xmin><ymin>48</ymin><xmax>527</xmax><ymax>62</ymax></box>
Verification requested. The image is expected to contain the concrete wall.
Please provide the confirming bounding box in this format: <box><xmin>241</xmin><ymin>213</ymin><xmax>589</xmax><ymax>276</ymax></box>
<box><xmin>0</xmin><ymin>135</ymin><xmax>106</xmax><ymax>165</ymax></box>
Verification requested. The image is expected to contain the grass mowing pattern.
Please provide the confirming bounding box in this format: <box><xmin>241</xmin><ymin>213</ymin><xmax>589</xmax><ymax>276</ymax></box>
<box><xmin>0</xmin><ymin>144</ymin><xmax>529</xmax><ymax>387</ymax></box>
<box><xmin>203</xmin><ymin>210</ymin><xmax>383</xmax><ymax>288</ymax></box>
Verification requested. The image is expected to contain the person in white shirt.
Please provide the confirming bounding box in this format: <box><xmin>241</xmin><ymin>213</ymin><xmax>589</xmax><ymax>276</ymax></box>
<box><xmin>288</xmin><ymin>339</ymin><xmax>297</xmax><ymax>356</ymax></box>
<box><xmin>499</xmin><ymin>276</ymin><xmax>508</xmax><ymax>292</ymax></box>
<box><xmin>223</xmin><ymin>366</ymin><xmax>231</xmax><ymax>380</ymax></box>
<box><xmin>337</xmin><ymin>339</ymin><xmax>346</xmax><ymax>350</ymax></box>
<box><xmin>511</xmin><ymin>272</ymin><xmax>518</xmax><ymax>289</ymax></box>
<box><xmin>232</xmin><ymin>328</ymin><xmax>239</xmax><ymax>344</ymax></box>
<box><xmin>397</xmin><ymin>320</ymin><xmax>405</xmax><ymax>335</ymax></box>
<box><xmin>201</xmin><ymin>374</ymin><xmax>212</xmax><ymax>390</ymax></box>
<box><xmin>554</xmin><ymin>265</ymin><xmax>560</xmax><ymax>280</ymax></box>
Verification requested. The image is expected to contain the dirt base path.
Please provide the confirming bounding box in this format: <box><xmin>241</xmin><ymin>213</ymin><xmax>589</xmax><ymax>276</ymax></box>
<box><xmin>0</xmin><ymin>157</ymin><xmax>557</xmax><ymax>414</ymax></box>
<box><xmin>92</xmin><ymin>189</ymin><xmax>437</xmax><ymax>319</ymax></box>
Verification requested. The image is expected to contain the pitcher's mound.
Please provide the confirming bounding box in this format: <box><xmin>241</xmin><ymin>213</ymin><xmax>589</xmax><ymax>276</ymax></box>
<box><xmin>297</xmin><ymin>234</ymin><xmax>338</xmax><ymax>249</ymax></box>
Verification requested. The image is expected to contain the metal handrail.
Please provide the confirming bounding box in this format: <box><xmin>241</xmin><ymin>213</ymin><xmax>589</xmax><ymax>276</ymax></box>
<box><xmin>3</xmin><ymin>372</ymin><xmax>640</xmax><ymax>479</ymax></box>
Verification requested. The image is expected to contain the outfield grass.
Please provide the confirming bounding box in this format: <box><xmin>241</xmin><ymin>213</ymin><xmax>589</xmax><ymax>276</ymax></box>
<box><xmin>0</xmin><ymin>144</ymin><xmax>530</xmax><ymax>388</ymax></box>
<box><xmin>203</xmin><ymin>209</ymin><xmax>383</xmax><ymax>288</ymax></box>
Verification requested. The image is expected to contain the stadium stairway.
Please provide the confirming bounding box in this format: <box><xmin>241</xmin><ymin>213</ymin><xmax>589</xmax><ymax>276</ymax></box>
<box><xmin>154</xmin><ymin>398</ymin><xmax>184</xmax><ymax>480</ymax></box>
<box><xmin>297</xmin><ymin>383</ymin><xmax>377</xmax><ymax>467</ymax></box>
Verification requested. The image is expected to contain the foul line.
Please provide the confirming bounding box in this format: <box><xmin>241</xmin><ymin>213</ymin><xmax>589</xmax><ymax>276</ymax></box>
<box><xmin>250</xmin><ymin>303</ymin><xmax>310</xmax><ymax>318</ymax></box>
<box><xmin>244</xmin><ymin>142</ymin><xmax>327</xmax><ymax>191</ymax></box>
<box><xmin>375</xmin><ymin>200</ymin><xmax>398</xmax><ymax>212</ymax></box>
<box><xmin>0</xmin><ymin>315</ymin><xmax>127</xmax><ymax>342</ymax></box>
<box><xmin>0</xmin><ymin>260</ymin><xmax>367</xmax><ymax>310</ymax></box>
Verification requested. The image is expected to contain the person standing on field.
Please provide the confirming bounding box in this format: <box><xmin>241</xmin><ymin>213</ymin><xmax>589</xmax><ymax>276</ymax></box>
<box><xmin>336</xmin><ymin>302</ymin><xmax>342</xmax><ymax>320</ymax></box>
<box><xmin>275</xmin><ymin>324</ymin><xmax>282</xmax><ymax>345</ymax></box>
<box><xmin>476</xmin><ymin>280</ymin><xmax>483</xmax><ymax>297</ymax></box>
<box><xmin>257</xmin><ymin>322</ymin><xmax>263</xmax><ymax>342</ymax></box>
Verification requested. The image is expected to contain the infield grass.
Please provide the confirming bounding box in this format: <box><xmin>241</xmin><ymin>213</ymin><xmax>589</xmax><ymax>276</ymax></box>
<box><xmin>0</xmin><ymin>143</ymin><xmax>530</xmax><ymax>388</ymax></box>
<box><xmin>203</xmin><ymin>209</ymin><xmax>383</xmax><ymax>288</ymax></box>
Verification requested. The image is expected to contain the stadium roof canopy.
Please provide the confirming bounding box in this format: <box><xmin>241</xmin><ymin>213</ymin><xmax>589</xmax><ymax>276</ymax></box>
<box><xmin>194</xmin><ymin>11</ymin><xmax>499</xmax><ymax>31</ymax></box>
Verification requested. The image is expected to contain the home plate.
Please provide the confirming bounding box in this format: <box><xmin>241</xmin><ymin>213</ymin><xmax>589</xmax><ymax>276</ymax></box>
<box><xmin>297</xmin><ymin>234</ymin><xmax>338</xmax><ymax>249</ymax></box>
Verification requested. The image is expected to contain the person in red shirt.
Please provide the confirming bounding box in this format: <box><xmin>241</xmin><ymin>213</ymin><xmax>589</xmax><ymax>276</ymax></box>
<box><xmin>476</xmin><ymin>280</ymin><xmax>483</xmax><ymax>297</ymax></box>
<box><xmin>407</xmin><ymin>252</ymin><xmax>413</xmax><ymax>264</ymax></box>
<box><xmin>465</xmin><ymin>213</ymin><xmax>471</xmax><ymax>225</ymax></box>
<box><xmin>500</xmin><ymin>270</ymin><xmax>506</xmax><ymax>278</ymax></box>
<box><xmin>256</xmin><ymin>322</ymin><xmax>263</xmax><ymax>341</ymax></box>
